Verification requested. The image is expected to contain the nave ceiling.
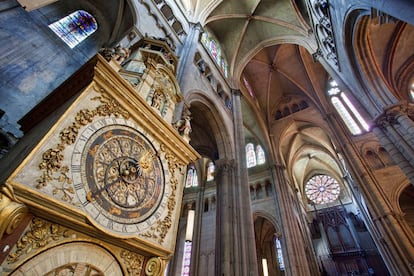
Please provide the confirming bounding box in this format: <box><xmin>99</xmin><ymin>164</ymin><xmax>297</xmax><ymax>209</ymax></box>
<box><xmin>174</xmin><ymin>0</ymin><xmax>414</xmax><ymax>203</ymax></box>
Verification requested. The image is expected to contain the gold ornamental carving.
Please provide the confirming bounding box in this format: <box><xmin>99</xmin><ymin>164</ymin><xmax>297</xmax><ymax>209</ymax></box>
<box><xmin>36</xmin><ymin>92</ymin><xmax>130</xmax><ymax>203</ymax></box>
<box><xmin>145</xmin><ymin>257</ymin><xmax>165</xmax><ymax>276</ymax></box>
<box><xmin>0</xmin><ymin>184</ymin><xmax>28</xmax><ymax>240</ymax></box>
<box><xmin>7</xmin><ymin>215</ymin><xmax>72</xmax><ymax>264</ymax></box>
<box><xmin>120</xmin><ymin>250</ymin><xmax>145</xmax><ymax>275</ymax></box>
<box><xmin>140</xmin><ymin>144</ymin><xmax>184</xmax><ymax>243</ymax></box>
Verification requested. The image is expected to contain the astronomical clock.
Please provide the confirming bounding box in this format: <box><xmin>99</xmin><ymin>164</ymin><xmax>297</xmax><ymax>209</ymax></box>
<box><xmin>0</xmin><ymin>39</ymin><xmax>199</xmax><ymax>275</ymax></box>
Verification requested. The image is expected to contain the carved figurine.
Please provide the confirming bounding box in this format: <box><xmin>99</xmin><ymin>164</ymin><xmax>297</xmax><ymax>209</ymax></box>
<box><xmin>99</xmin><ymin>45</ymin><xmax>131</xmax><ymax>64</ymax></box>
<box><xmin>173</xmin><ymin>115</ymin><xmax>192</xmax><ymax>142</ymax></box>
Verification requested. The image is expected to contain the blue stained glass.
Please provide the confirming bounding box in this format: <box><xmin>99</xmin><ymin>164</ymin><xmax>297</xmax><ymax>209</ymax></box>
<box><xmin>49</xmin><ymin>10</ymin><xmax>97</xmax><ymax>49</ymax></box>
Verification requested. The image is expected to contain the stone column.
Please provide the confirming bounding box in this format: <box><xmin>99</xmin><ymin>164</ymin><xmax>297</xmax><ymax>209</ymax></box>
<box><xmin>215</xmin><ymin>158</ymin><xmax>234</xmax><ymax>276</ymax></box>
<box><xmin>174</xmin><ymin>23</ymin><xmax>202</xmax><ymax>122</ymax></box>
<box><xmin>373</xmin><ymin>103</ymin><xmax>414</xmax><ymax>184</ymax></box>
<box><xmin>190</xmin><ymin>185</ymin><xmax>204</xmax><ymax>276</ymax></box>
<box><xmin>323</xmin><ymin>108</ymin><xmax>414</xmax><ymax>275</ymax></box>
<box><xmin>232</xmin><ymin>89</ymin><xmax>258</xmax><ymax>275</ymax></box>
<box><xmin>177</xmin><ymin>23</ymin><xmax>202</xmax><ymax>83</ymax></box>
<box><xmin>357</xmin><ymin>173</ymin><xmax>414</xmax><ymax>275</ymax></box>
<box><xmin>270</xmin><ymin>163</ymin><xmax>313</xmax><ymax>276</ymax></box>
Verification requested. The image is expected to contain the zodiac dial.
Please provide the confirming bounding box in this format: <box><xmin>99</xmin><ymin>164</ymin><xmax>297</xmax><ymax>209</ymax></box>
<box><xmin>71</xmin><ymin>119</ymin><xmax>165</xmax><ymax>233</ymax></box>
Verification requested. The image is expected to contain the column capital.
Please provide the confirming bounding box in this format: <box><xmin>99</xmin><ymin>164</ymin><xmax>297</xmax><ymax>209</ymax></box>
<box><xmin>215</xmin><ymin>159</ymin><xmax>236</xmax><ymax>173</ymax></box>
<box><xmin>231</xmin><ymin>89</ymin><xmax>242</xmax><ymax>97</ymax></box>
<box><xmin>375</xmin><ymin>101</ymin><xmax>414</xmax><ymax>129</ymax></box>
<box><xmin>189</xmin><ymin>22</ymin><xmax>203</xmax><ymax>32</ymax></box>
<box><xmin>270</xmin><ymin>162</ymin><xmax>286</xmax><ymax>170</ymax></box>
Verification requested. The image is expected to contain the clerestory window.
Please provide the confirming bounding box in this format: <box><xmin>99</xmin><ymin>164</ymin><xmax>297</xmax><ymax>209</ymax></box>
<box><xmin>327</xmin><ymin>80</ymin><xmax>369</xmax><ymax>135</ymax></box>
<box><xmin>185</xmin><ymin>164</ymin><xmax>198</xmax><ymax>187</ymax></box>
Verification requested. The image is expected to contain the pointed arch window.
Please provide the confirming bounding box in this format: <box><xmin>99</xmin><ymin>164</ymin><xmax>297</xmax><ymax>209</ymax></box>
<box><xmin>256</xmin><ymin>145</ymin><xmax>266</xmax><ymax>165</ymax></box>
<box><xmin>206</xmin><ymin>161</ymin><xmax>215</xmax><ymax>181</ymax></box>
<box><xmin>275</xmin><ymin>237</ymin><xmax>285</xmax><ymax>271</ymax></box>
<box><xmin>200</xmin><ymin>32</ymin><xmax>228</xmax><ymax>77</ymax></box>
<box><xmin>185</xmin><ymin>165</ymin><xmax>198</xmax><ymax>188</ymax></box>
<box><xmin>243</xmin><ymin>75</ymin><xmax>255</xmax><ymax>97</ymax></box>
<box><xmin>410</xmin><ymin>81</ymin><xmax>414</xmax><ymax>101</ymax></box>
<box><xmin>49</xmin><ymin>10</ymin><xmax>97</xmax><ymax>49</ymax></box>
<box><xmin>327</xmin><ymin>80</ymin><xmax>369</xmax><ymax>135</ymax></box>
<box><xmin>246</xmin><ymin>143</ymin><xmax>257</xmax><ymax>168</ymax></box>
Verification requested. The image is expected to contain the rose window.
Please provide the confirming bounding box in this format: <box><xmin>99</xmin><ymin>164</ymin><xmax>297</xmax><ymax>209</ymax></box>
<box><xmin>305</xmin><ymin>174</ymin><xmax>340</xmax><ymax>205</ymax></box>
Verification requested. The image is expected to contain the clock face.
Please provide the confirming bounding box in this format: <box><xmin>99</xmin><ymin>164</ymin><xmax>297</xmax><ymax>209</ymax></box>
<box><xmin>71</xmin><ymin>118</ymin><xmax>165</xmax><ymax>233</ymax></box>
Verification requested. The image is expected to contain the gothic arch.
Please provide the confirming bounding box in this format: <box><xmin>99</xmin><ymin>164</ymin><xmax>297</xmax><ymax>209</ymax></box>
<box><xmin>253</xmin><ymin>211</ymin><xmax>281</xmax><ymax>236</ymax></box>
<box><xmin>397</xmin><ymin>182</ymin><xmax>414</xmax><ymax>236</ymax></box>
<box><xmin>253</xmin><ymin>214</ymin><xmax>283</xmax><ymax>276</ymax></box>
<box><xmin>277</xmin><ymin>121</ymin><xmax>349</xmax><ymax>209</ymax></box>
<box><xmin>345</xmin><ymin>8</ymin><xmax>414</xmax><ymax>117</ymax></box>
<box><xmin>186</xmin><ymin>90</ymin><xmax>233</xmax><ymax>160</ymax></box>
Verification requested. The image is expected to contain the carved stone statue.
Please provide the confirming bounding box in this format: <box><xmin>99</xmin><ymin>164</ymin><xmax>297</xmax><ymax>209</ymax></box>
<box><xmin>173</xmin><ymin>115</ymin><xmax>192</xmax><ymax>142</ymax></box>
<box><xmin>99</xmin><ymin>45</ymin><xmax>131</xmax><ymax>64</ymax></box>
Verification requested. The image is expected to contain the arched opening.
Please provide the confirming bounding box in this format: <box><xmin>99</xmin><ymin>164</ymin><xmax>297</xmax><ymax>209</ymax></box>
<box><xmin>399</xmin><ymin>184</ymin><xmax>414</xmax><ymax>233</ymax></box>
<box><xmin>254</xmin><ymin>216</ymin><xmax>283</xmax><ymax>276</ymax></box>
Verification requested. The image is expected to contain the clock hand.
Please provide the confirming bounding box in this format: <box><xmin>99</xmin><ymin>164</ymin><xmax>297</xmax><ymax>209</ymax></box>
<box><xmin>87</xmin><ymin>176</ymin><xmax>122</xmax><ymax>201</ymax></box>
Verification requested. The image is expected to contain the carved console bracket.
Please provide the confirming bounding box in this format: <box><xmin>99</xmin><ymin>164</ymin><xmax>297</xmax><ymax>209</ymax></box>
<box><xmin>145</xmin><ymin>256</ymin><xmax>167</xmax><ymax>276</ymax></box>
<box><xmin>0</xmin><ymin>184</ymin><xmax>28</xmax><ymax>240</ymax></box>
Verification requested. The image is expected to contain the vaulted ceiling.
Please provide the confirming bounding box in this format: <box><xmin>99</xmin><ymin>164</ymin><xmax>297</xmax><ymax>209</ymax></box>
<box><xmin>176</xmin><ymin>1</ymin><xmax>413</xmax><ymax>202</ymax></box>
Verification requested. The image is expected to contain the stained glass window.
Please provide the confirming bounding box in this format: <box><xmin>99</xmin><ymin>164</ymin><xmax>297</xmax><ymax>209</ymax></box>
<box><xmin>305</xmin><ymin>174</ymin><xmax>340</xmax><ymax>205</ymax></box>
<box><xmin>246</xmin><ymin>143</ymin><xmax>256</xmax><ymax>168</ymax></box>
<box><xmin>185</xmin><ymin>165</ymin><xmax>198</xmax><ymax>187</ymax></box>
<box><xmin>182</xmin><ymin>209</ymin><xmax>194</xmax><ymax>276</ymax></box>
<box><xmin>181</xmin><ymin>241</ymin><xmax>192</xmax><ymax>275</ymax></box>
<box><xmin>243</xmin><ymin>75</ymin><xmax>255</xmax><ymax>97</ymax></box>
<box><xmin>327</xmin><ymin>79</ymin><xmax>369</xmax><ymax>135</ymax></box>
<box><xmin>200</xmin><ymin>32</ymin><xmax>228</xmax><ymax>77</ymax></box>
<box><xmin>275</xmin><ymin>237</ymin><xmax>285</xmax><ymax>271</ymax></box>
<box><xmin>210</xmin><ymin>40</ymin><xmax>218</xmax><ymax>61</ymax></box>
<box><xmin>206</xmin><ymin>161</ymin><xmax>215</xmax><ymax>181</ymax></box>
<box><xmin>256</xmin><ymin>145</ymin><xmax>266</xmax><ymax>165</ymax></box>
<box><xmin>49</xmin><ymin>10</ymin><xmax>97</xmax><ymax>49</ymax></box>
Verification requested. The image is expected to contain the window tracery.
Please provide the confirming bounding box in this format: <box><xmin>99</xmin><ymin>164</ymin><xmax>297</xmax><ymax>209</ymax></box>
<box><xmin>327</xmin><ymin>79</ymin><xmax>369</xmax><ymax>135</ymax></box>
<box><xmin>49</xmin><ymin>10</ymin><xmax>97</xmax><ymax>49</ymax></box>
<box><xmin>305</xmin><ymin>174</ymin><xmax>340</xmax><ymax>205</ymax></box>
